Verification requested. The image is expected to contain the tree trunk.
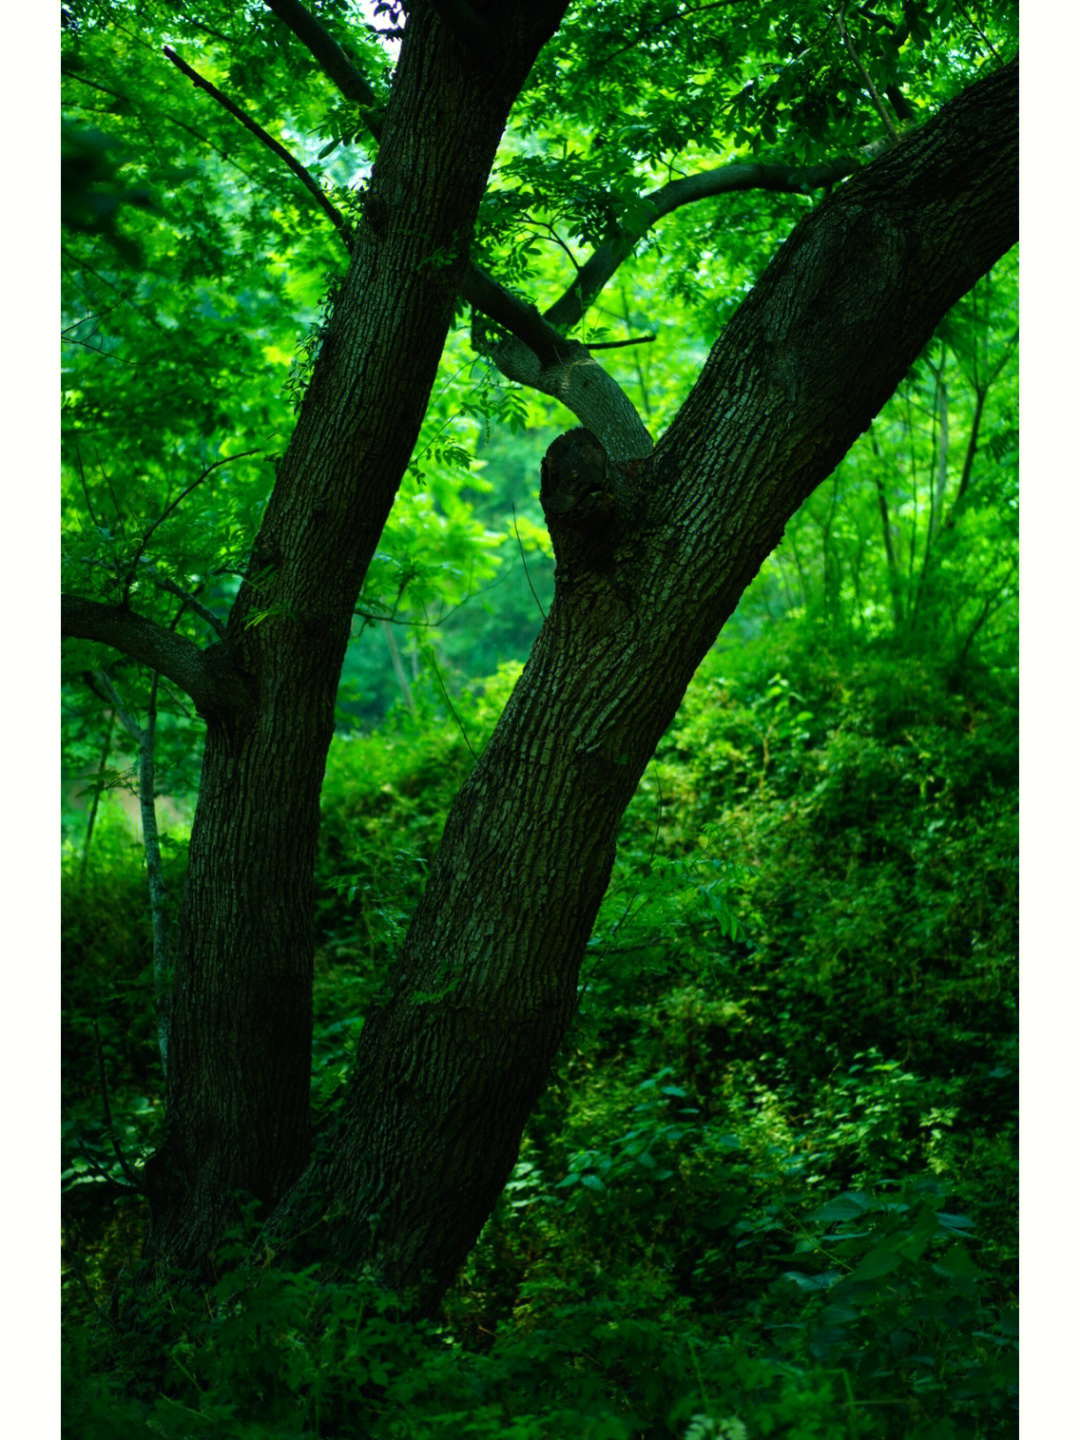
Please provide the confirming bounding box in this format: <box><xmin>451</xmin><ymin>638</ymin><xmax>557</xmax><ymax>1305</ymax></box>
<box><xmin>142</xmin><ymin>1</ymin><xmax>571</xmax><ymax>1273</ymax></box>
<box><xmin>266</xmin><ymin>58</ymin><xmax>1018</xmax><ymax>1310</ymax></box>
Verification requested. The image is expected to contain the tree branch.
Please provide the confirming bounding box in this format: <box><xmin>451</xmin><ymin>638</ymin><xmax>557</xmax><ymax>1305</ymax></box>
<box><xmin>463</xmin><ymin>153</ymin><xmax>858</xmax><ymax>453</ymax></box>
<box><xmin>162</xmin><ymin>46</ymin><xmax>352</xmax><ymax>244</ymax></box>
<box><xmin>62</xmin><ymin>596</ymin><xmax>251</xmax><ymax>726</ymax></box>
<box><xmin>463</xmin><ymin>262</ymin><xmax>571</xmax><ymax>367</ymax></box>
<box><xmin>264</xmin><ymin>0</ymin><xmax>384</xmax><ymax>131</ymax></box>
<box><xmin>543</xmin><ymin>154</ymin><xmax>862</xmax><ymax>332</ymax></box>
<box><xmin>139</xmin><ymin>567</ymin><xmax>228</xmax><ymax>638</ymax></box>
<box><xmin>836</xmin><ymin>4</ymin><xmax>901</xmax><ymax>145</ymax></box>
<box><xmin>466</xmin><ymin>262</ymin><xmax>652</xmax><ymax>458</ymax></box>
<box><xmin>175</xmin><ymin>1</ymin><xmax>874</xmax><ymax>460</ymax></box>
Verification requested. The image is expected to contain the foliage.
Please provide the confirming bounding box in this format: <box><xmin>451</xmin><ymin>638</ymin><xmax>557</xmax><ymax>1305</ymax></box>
<box><xmin>64</xmin><ymin>620</ymin><xmax>1017</xmax><ymax>1437</ymax></box>
<box><xmin>61</xmin><ymin>0</ymin><xmax>1017</xmax><ymax>1434</ymax></box>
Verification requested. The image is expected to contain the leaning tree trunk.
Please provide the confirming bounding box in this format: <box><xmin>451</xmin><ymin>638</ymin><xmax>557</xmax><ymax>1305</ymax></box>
<box><xmin>141</xmin><ymin>1</ymin><xmax>571</xmax><ymax>1274</ymax></box>
<box><xmin>266</xmin><ymin>58</ymin><xmax>1017</xmax><ymax>1312</ymax></box>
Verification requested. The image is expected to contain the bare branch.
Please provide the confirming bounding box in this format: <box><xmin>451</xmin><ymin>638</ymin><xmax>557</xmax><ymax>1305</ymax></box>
<box><xmin>512</xmin><ymin>504</ymin><xmax>547</xmax><ymax>622</ymax></box>
<box><xmin>93</xmin><ymin>1020</ymin><xmax>144</xmax><ymax>1191</ymax></box>
<box><xmin>162</xmin><ymin>47</ymin><xmax>352</xmax><ymax>245</ymax></box>
<box><xmin>86</xmin><ymin>668</ymin><xmax>143</xmax><ymax>743</ymax></box>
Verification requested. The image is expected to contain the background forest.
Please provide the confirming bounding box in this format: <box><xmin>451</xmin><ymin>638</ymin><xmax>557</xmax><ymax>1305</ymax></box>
<box><xmin>60</xmin><ymin>2</ymin><xmax>1018</xmax><ymax>1437</ymax></box>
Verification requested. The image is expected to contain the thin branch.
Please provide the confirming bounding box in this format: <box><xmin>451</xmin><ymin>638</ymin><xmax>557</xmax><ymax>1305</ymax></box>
<box><xmin>73</xmin><ymin>445</ymin><xmax>100</xmax><ymax>531</ymax></box>
<box><xmin>96</xmin><ymin>451</ymin><xmax>128</xmax><ymax>539</ymax></box>
<box><xmin>956</xmin><ymin>3</ymin><xmax>1003</xmax><ymax>64</ymax></box>
<box><xmin>61</xmin><ymin>302</ymin><xmax>124</xmax><ymax>336</ymax></box>
<box><xmin>85</xmin><ymin>669</ymin><xmax>142</xmax><ymax>743</ymax></box>
<box><xmin>619</xmin><ymin>284</ymin><xmax>653</xmax><ymax>418</ymax></box>
<box><xmin>427</xmin><ymin>650</ymin><xmax>477</xmax><ymax>759</ymax></box>
<box><xmin>61</xmin><ymin>246</ymin><xmax>167</xmax><ymax>333</ymax></box>
<box><xmin>140</xmin><ymin>666</ymin><xmax>172</xmax><ymax>1078</ymax></box>
<box><xmin>122</xmin><ymin>450</ymin><xmax>262</xmax><ymax>600</ymax></box>
<box><xmin>139</xmin><ymin>566</ymin><xmax>228</xmax><ymax>638</ymax></box>
<box><xmin>576</xmin><ymin>1</ymin><xmax>746</xmax><ymax>80</ymax></box>
<box><xmin>62</xmin><ymin>334</ymin><xmax>135</xmax><ymax>363</ymax></box>
<box><xmin>586</xmin><ymin>335</ymin><xmax>655</xmax><ymax>350</ymax></box>
<box><xmin>78</xmin><ymin>708</ymin><xmax>115</xmax><ymax>883</ymax></box>
<box><xmin>61</xmin><ymin>1245</ymin><xmax>115</xmax><ymax>1330</ymax></box>
<box><xmin>512</xmin><ymin>504</ymin><xmax>547</xmax><ymax>621</ymax></box>
<box><xmin>836</xmin><ymin>4</ymin><xmax>900</xmax><ymax>145</ymax></box>
<box><xmin>519</xmin><ymin>217</ymin><xmax>582</xmax><ymax>273</ymax></box>
<box><xmin>944</xmin><ymin>384</ymin><xmax>986</xmax><ymax>531</ymax></box>
<box><xmin>162</xmin><ymin>46</ymin><xmax>352</xmax><ymax>246</ymax></box>
<box><xmin>542</xmin><ymin>153</ymin><xmax>863</xmax><ymax>332</ymax></box>
<box><xmin>955</xmin><ymin>558</ymin><xmax>1017</xmax><ymax>664</ymax></box>
<box><xmin>354</xmin><ymin>571</ymin><xmax>509</xmax><ymax>628</ymax></box>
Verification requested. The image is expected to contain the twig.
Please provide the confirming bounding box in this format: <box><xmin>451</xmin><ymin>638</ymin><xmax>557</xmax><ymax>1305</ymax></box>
<box><xmin>73</xmin><ymin>444</ymin><xmax>99</xmax><ymax>531</ymax></box>
<box><xmin>512</xmin><ymin>503</ymin><xmax>547</xmax><ymax>621</ymax></box>
<box><xmin>835</xmin><ymin>4</ymin><xmax>900</xmax><ymax>145</ymax></box>
<box><xmin>122</xmin><ymin>450</ymin><xmax>261</xmax><ymax>603</ymax></box>
<box><xmin>427</xmin><ymin>650</ymin><xmax>477</xmax><ymax>759</ymax></box>
<box><xmin>140</xmin><ymin>566</ymin><xmax>227</xmax><ymax>638</ymax></box>
<box><xmin>95</xmin><ymin>447</ymin><xmax>128</xmax><ymax>539</ymax></box>
<box><xmin>956</xmin><ymin>2</ymin><xmax>1002</xmax><ymax>64</ymax></box>
<box><xmin>354</xmin><ymin>571</ymin><xmax>508</xmax><ymax>628</ymax></box>
<box><xmin>61</xmin><ymin>246</ymin><xmax>167</xmax><ymax>333</ymax></box>
<box><xmin>162</xmin><ymin>46</ymin><xmax>352</xmax><ymax>247</ymax></box>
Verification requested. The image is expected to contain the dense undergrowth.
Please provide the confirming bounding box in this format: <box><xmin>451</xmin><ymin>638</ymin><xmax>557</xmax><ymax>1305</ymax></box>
<box><xmin>62</xmin><ymin>625</ymin><xmax>1018</xmax><ymax>1438</ymax></box>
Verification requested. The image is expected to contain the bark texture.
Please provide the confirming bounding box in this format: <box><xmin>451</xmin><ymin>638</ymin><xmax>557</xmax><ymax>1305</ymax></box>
<box><xmin>140</xmin><ymin>0</ymin><xmax>571</xmax><ymax>1273</ymax></box>
<box><xmin>263</xmin><ymin>59</ymin><xmax>1017</xmax><ymax>1309</ymax></box>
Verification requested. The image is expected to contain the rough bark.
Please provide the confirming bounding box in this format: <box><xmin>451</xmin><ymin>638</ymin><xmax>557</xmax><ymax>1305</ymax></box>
<box><xmin>140</xmin><ymin>0</ymin><xmax>571</xmax><ymax>1273</ymax></box>
<box><xmin>265</xmin><ymin>57</ymin><xmax>1017</xmax><ymax>1309</ymax></box>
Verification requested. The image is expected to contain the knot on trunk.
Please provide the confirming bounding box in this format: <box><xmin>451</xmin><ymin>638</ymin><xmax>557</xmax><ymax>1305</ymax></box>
<box><xmin>541</xmin><ymin>428</ymin><xmax>638</xmax><ymax>578</ymax></box>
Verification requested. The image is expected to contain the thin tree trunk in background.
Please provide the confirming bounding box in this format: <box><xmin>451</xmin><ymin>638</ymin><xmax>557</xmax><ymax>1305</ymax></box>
<box><xmin>79</xmin><ymin>709</ymin><xmax>115</xmax><ymax>884</ymax></box>
<box><xmin>383</xmin><ymin>622</ymin><xmax>417</xmax><ymax>716</ymax></box>
<box><xmin>870</xmin><ymin>433</ymin><xmax>905</xmax><ymax>630</ymax></box>
<box><xmin>946</xmin><ymin>384</ymin><xmax>987</xmax><ymax>531</ymax></box>
<box><xmin>138</xmin><ymin>678</ymin><xmax>171</xmax><ymax>1077</ymax></box>
<box><xmin>913</xmin><ymin>357</ymin><xmax>950</xmax><ymax>623</ymax></box>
